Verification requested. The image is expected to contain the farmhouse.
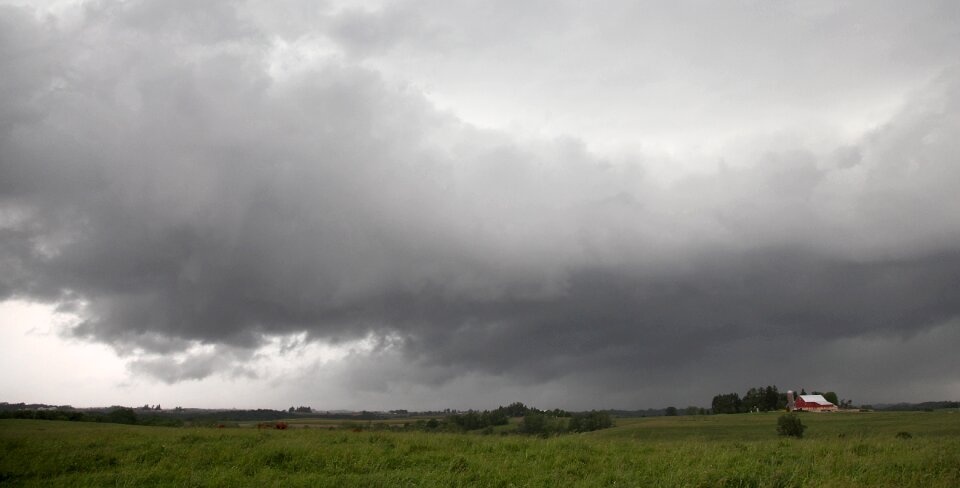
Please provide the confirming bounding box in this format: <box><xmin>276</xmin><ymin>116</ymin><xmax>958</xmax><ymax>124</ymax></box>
<box><xmin>790</xmin><ymin>393</ymin><xmax>838</xmax><ymax>412</ymax></box>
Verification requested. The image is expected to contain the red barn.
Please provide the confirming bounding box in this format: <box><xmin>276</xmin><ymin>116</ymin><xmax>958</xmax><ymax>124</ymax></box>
<box><xmin>794</xmin><ymin>394</ymin><xmax>838</xmax><ymax>412</ymax></box>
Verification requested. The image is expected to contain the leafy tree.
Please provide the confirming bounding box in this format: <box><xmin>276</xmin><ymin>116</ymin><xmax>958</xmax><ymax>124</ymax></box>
<box><xmin>568</xmin><ymin>411</ymin><xmax>613</xmax><ymax>432</ymax></box>
<box><xmin>518</xmin><ymin>412</ymin><xmax>549</xmax><ymax>435</ymax></box>
<box><xmin>822</xmin><ymin>392</ymin><xmax>839</xmax><ymax>405</ymax></box>
<box><xmin>448</xmin><ymin>411</ymin><xmax>482</xmax><ymax>431</ymax></box>
<box><xmin>105</xmin><ymin>407</ymin><xmax>138</xmax><ymax>425</ymax></box>
<box><xmin>740</xmin><ymin>385</ymin><xmax>781</xmax><ymax>412</ymax></box>
<box><xmin>447</xmin><ymin>408</ymin><xmax>510</xmax><ymax>431</ymax></box>
<box><xmin>763</xmin><ymin>386</ymin><xmax>782</xmax><ymax>411</ymax></box>
<box><xmin>501</xmin><ymin>402</ymin><xmax>533</xmax><ymax>417</ymax></box>
<box><xmin>665</xmin><ymin>406</ymin><xmax>678</xmax><ymax>416</ymax></box>
<box><xmin>742</xmin><ymin>387</ymin><xmax>762</xmax><ymax>412</ymax></box>
<box><xmin>482</xmin><ymin>409</ymin><xmax>509</xmax><ymax>426</ymax></box>
<box><xmin>711</xmin><ymin>393</ymin><xmax>742</xmax><ymax>414</ymax></box>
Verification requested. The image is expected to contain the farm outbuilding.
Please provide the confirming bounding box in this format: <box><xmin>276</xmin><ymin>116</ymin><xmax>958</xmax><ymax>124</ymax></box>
<box><xmin>788</xmin><ymin>392</ymin><xmax>838</xmax><ymax>412</ymax></box>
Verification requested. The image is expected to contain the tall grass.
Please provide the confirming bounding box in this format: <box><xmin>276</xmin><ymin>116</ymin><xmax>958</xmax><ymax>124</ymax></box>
<box><xmin>2</xmin><ymin>411</ymin><xmax>959</xmax><ymax>487</ymax></box>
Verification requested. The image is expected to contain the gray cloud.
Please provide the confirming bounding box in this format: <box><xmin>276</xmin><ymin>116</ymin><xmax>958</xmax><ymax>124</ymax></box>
<box><xmin>324</xmin><ymin>0</ymin><xmax>960</xmax><ymax>152</ymax></box>
<box><xmin>127</xmin><ymin>345</ymin><xmax>258</xmax><ymax>384</ymax></box>
<box><xmin>2</xmin><ymin>0</ymin><xmax>959</xmax><ymax>407</ymax></box>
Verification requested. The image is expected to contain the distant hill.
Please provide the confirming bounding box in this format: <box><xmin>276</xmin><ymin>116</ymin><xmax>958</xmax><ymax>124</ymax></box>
<box><xmin>604</xmin><ymin>408</ymin><xmax>668</xmax><ymax>417</ymax></box>
<box><xmin>869</xmin><ymin>401</ymin><xmax>959</xmax><ymax>411</ymax></box>
<box><xmin>0</xmin><ymin>402</ymin><xmax>70</xmax><ymax>411</ymax></box>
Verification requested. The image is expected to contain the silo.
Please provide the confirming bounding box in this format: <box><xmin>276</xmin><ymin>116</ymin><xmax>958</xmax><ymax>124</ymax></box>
<box><xmin>786</xmin><ymin>390</ymin><xmax>796</xmax><ymax>411</ymax></box>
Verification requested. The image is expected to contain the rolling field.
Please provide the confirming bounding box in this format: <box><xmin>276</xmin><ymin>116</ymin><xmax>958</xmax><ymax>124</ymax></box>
<box><xmin>2</xmin><ymin>411</ymin><xmax>959</xmax><ymax>487</ymax></box>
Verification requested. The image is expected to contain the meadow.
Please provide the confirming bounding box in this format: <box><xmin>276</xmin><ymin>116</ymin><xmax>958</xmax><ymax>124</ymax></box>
<box><xmin>2</xmin><ymin>411</ymin><xmax>959</xmax><ymax>487</ymax></box>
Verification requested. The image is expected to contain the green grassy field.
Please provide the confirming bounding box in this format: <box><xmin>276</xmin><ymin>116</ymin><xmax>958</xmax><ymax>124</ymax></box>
<box><xmin>2</xmin><ymin>411</ymin><xmax>959</xmax><ymax>487</ymax></box>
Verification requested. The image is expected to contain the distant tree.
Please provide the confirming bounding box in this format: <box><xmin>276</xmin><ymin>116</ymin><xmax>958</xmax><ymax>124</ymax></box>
<box><xmin>684</xmin><ymin>406</ymin><xmax>700</xmax><ymax>416</ymax></box>
<box><xmin>449</xmin><ymin>411</ymin><xmax>485</xmax><ymax>431</ymax></box>
<box><xmin>822</xmin><ymin>392</ymin><xmax>839</xmax><ymax>405</ymax></box>
<box><xmin>288</xmin><ymin>406</ymin><xmax>295</xmax><ymax>413</ymax></box>
<box><xmin>105</xmin><ymin>407</ymin><xmax>138</xmax><ymax>425</ymax></box>
<box><xmin>665</xmin><ymin>406</ymin><xmax>678</xmax><ymax>416</ymax></box>
<box><xmin>742</xmin><ymin>388</ymin><xmax>762</xmax><ymax>412</ymax></box>
<box><xmin>568</xmin><ymin>411</ymin><xmax>613</xmax><ymax>432</ymax></box>
<box><xmin>482</xmin><ymin>409</ymin><xmax>509</xmax><ymax>426</ymax></box>
<box><xmin>518</xmin><ymin>412</ymin><xmax>549</xmax><ymax>436</ymax></box>
<box><xmin>712</xmin><ymin>393</ymin><xmax>742</xmax><ymax>414</ymax></box>
<box><xmin>710</xmin><ymin>385</ymin><xmax>785</xmax><ymax>411</ymax></box>
<box><xmin>501</xmin><ymin>402</ymin><xmax>533</xmax><ymax>417</ymax></box>
<box><xmin>763</xmin><ymin>386</ymin><xmax>781</xmax><ymax>411</ymax></box>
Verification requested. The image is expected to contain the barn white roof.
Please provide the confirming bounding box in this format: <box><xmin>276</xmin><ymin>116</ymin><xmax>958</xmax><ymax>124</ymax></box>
<box><xmin>799</xmin><ymin>394</ymin><xmax>834</xmax><ymax>405</ymax></box>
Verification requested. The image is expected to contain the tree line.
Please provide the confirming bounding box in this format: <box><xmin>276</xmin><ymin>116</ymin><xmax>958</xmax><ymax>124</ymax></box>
<box><xmin>711</xmin><ymin>386</ymin><xmax>843</xmax><ymax>414</ymax></box>
<box><xmin>381</xmin><ymin>402</ymin><xmax>613</xmax><ymax>436</ymax></box>
<box><xmin>0</xmin><ymin>407</ymin><xmax>183</xmax><ymax>426</ymax></box>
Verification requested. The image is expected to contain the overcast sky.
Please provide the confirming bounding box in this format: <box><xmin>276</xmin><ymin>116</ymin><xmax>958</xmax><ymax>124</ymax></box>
<box><xmin>1</xmin><ymin>0</ymin><xmax>959</xmax><ymax>411</ymax></box>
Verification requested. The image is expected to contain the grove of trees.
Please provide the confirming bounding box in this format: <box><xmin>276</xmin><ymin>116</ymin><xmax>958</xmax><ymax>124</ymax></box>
<box><xmin>711</xmin><ymin>386</ymin><xmax>845</xmax><ymax>414</ymax></box>
<box><xmin>397</xmin><ymin>403</ymin><xmax>613</xmax><ymax>436</ymax></box>
<box><xmin>711</xmin><ymin>393</ymin><xmax>743</xmax><ymax>414</ymax></box>
<box><xmin>518</xmin><ymin>410</ymin><xmax>613</xmax><ymax>436</ymax></box>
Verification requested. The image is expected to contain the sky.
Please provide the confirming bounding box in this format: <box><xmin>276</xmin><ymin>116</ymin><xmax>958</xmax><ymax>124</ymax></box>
<box><xmin>1</xmin><ymin>0</ymin><xmax>959</xmax><ymax>411</ymax></box>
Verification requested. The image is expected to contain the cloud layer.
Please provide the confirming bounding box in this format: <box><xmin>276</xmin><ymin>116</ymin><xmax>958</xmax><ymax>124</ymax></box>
<box><xmin>2</xmin><ymin>0</ymin><xmax>959</xmax><ymax>407</ymax></box>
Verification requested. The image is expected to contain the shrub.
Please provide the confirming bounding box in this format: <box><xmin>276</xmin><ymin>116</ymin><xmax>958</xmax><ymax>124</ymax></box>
<box><xmin>568</xmin><ymin>411</ymin><xmax>614</xmax><ymax>433</ymax></box>
<box><xmin>776</xmin><ymin>413</ymin><xmax>806</xmax><ymax>438</ymax></box>
<box><xmin>896</xmin><ymin>431</ymin><xmax>913</xmax><ymax>439</ymax></box>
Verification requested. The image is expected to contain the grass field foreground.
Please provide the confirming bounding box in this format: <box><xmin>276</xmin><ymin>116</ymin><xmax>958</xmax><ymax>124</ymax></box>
<box><xmin>2</xmin><ymin>411</ymin><xmax>959</xmax><ymax>487</ymax></box>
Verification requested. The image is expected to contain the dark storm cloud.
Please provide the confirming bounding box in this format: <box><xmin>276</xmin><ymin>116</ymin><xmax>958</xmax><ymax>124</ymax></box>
<box><xmin>1</xmin><ymin>1</ymin><xmax>959</xmax><ymax>403</ymax></box>
<box><xmin>357</xmin><ymin>249</ymin><xmax>960</xmax><ymax>379</ymax></box>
